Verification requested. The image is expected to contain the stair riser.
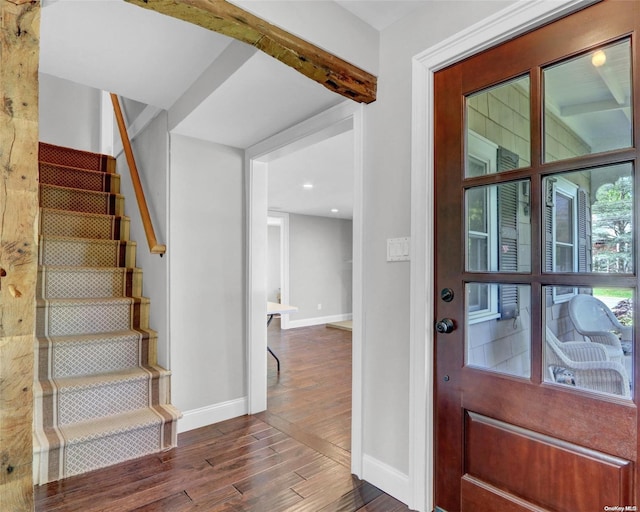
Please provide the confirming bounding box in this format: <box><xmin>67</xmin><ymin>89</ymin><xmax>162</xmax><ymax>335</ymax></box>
<box><xmin>36</xmin><ymin>372</ymin><xmax>171</xmax><ymax>427</ymax></box>
<box><xmin>40</xmin><ymin>209</ymin><xmax>129</xmax><ymax>240</ymax></box>
<box><xmin>40</xmin><ymin>185</ymin><xmax>124</xmax><ymax>216</ymax></box>
<box><xmin>39</xmin><ymin>237</ymin><xmax>136</xmax><ymax>268</ymax></box>
<box><xmin>37</xmin><ymin>331</ymin><xmax>156</xmax><ymax>380</ymax></box>
<box><xmin>37</xmin><ymin>268</ymin><xmax>142</xmax><ymax>299</ymax></box>
<box><xmin>35</xmin><ymin>418</ymin><xmax>177</xmax><ymax>484</ymax></box>
<box><xmin>64</xmin><ymin>423</ymin><xmax>169</xmax><ymax>479</ymax></box>
<box><xmin>36</xmin><ymin>299</ymin><xmax>150</xmax><ymax>337</ymax></box>
<box><xmin>39</xmin><ymin>163</ymin><xmax>120</xmax><ymax>193</ymax></box>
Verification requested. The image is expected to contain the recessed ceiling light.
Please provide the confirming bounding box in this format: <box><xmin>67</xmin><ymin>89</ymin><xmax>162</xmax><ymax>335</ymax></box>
<box><xmin>331</xmin><ymin>208</ymin><xmax>339</xmax><ymax>213</ymax></box>
<box><xmin>303</xmin><ymin>183</ymin><xmax>314</xmax><ymax>189</ymax></box>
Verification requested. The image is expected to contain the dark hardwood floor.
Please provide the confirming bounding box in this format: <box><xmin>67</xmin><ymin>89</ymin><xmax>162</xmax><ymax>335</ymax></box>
<box><xmin>35</xmin><ymin>322</ymin><xmax>410</xmax><ymax>511</ymax></box>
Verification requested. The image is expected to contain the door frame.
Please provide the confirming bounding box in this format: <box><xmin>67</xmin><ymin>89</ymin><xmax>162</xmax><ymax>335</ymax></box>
<box><xmin>409</xmin><ymin>1</ymin><xmax>599</xmax><ymax>510</ymax></box>
<box><xmin>246</xmin><ymin>100</ymin><xmax>365</xmax><ymax>475</ymax></box>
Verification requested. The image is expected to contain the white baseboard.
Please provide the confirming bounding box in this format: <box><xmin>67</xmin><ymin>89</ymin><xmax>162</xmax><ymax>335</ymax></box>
<box><xmin>286</xmin><ymin>313</ymin><xmax>352</xmax><ymax>329</ymax></box>
<box><xmin>362</xmin><ymin>454</ymin><xmax>411</xmax><ymax>506</ymax></box>
<box><xmin>177</xmin><ymin>397</ymin><xmax>248</xmax><ymax>433</ymax></box>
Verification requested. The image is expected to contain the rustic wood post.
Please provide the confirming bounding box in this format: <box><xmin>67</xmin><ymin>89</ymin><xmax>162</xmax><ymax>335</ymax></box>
<box><xmin>0</xmin><ymin>0</ymin><xmax>40</xmax><ymax>510</ymax></box>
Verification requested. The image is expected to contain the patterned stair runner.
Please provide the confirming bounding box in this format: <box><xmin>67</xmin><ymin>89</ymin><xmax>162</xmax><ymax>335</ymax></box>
<box><xmin>33</xmin><ymin>143</ymin><xmax>180</xmax><ymax>484</ymax></box>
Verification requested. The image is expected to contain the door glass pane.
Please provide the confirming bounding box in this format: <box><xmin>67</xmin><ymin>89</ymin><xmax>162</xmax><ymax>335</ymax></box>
<box><xmin>465</xmin><ymin>181</ymin><xmax>531</xmax><ymax>273</ymax></box>
<box><xmin>544</xmin><ymin>286</ymin><xmax>633</xmax><ymax>399</ymax></box>
<box><xmin>543</xmin><ymin>163</ymin><xmax>633</xmax><ymax>274</ymax></box>
<box><xmin>466</xmin><ymin>76</ymin><xmax>531</xmax><ymax>176</ymax></box>
<box><xmin>544</xmin><ymin>39</ymin><xmax>632</xmax><ymax>162</ymax></box>
<box><xmin>466</xmin><ymin>283</ymin><xmax>531</xmax><ymax>378</ymax></box>
<box><xmin>467</xmin><ymin>187</ymin><xmax>487</xmax><ymax>233</ymax></box>
<box><xmin>555</xmin><ymin>194</ymin><xmax>572</xmax><ymax>244</ymax></box>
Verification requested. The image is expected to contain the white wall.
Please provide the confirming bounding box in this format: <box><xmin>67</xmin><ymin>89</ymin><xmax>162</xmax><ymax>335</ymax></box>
<box><xmin>288</xmin><ymin>213</ymin><xmax>352</xmax><ymax>325</ymax></box>
<box><xmin>39</xmin><ymin>73</ymin><xmax>101</xmax><ymax>152</ymax></box>
<box><xmin>169</xmin><ymin>134</ymin><xmax>246</xmax><ymax>429</ymax></box>
<box><xmin>358</xmin><ymin>0</ymin><xmax>514</xmax><ymax>477</ymax></box>
<box><xmin>116</xmin><ymin>110</ymin><xmax>170</xmax><ymax>368</ymax></box>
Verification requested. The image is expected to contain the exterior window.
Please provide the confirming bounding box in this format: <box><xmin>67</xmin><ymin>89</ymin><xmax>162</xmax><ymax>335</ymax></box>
<box><xmin>467</xmin><ymin>186</ymin><xmax>499</xmax><ymax>322</ymax></box>
<box><xmin>466</xmin><ymin>131</ymin><xmax>527</xmax><ymax>323</ymax></box>
<box><xmin>466</xmin><ymin>132</ymin><xmax>500</xmax><ymax>323</ymax></box>
<box><xmin>550</xmin><ymin>177</ymin><xmax>579</xmax><ymax>301</ymax></box>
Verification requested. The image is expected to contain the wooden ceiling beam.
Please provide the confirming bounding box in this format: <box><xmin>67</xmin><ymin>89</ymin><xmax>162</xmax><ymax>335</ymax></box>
<box><xmin>125</xmin><ymin>0</ymin><xmax>377</xmax><ymax>104</ymax></box>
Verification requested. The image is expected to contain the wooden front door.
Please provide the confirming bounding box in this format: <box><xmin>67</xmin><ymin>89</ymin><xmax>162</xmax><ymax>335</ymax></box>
<box><xmin>434</xmin><ymin>1</ymin><xmax>639</xmax><ymax>510</ymax></box>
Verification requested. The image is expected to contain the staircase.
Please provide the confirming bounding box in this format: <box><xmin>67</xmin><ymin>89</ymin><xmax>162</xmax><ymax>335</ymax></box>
<box><xmin>33</xmin><ymin>143</ymin><xmax>181</xmax><ymax>484</ymax></box>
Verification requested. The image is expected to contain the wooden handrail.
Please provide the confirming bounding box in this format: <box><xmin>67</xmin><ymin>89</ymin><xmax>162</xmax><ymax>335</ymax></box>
<box><xmin>110</xmin><ymin>93</ymin><xmax>166</xmax><ymax>255</ymax></box>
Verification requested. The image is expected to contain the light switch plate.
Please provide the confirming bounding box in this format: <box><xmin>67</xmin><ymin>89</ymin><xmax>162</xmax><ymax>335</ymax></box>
<box><xmin>387</xmin><ymin>237</ymin><xmax>410</xmax><ymax>262</ymax></box>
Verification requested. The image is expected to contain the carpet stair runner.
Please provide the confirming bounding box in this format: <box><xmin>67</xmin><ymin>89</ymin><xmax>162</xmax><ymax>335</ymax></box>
<box><xmin>33</xmin><ymin>143</ymin><xmax>180</xmax><ymax>484</ymax></box>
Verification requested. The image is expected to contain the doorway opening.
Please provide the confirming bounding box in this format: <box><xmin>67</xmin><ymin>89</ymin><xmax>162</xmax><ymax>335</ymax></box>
<box><xmin>247</xmin><ymin>101</ymin><xmax>365</xmax><ymax>475</ymax></box>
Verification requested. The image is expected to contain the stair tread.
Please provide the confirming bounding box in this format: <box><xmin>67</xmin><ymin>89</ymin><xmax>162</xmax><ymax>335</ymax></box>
<box><xmin>38</xmin><ymin>329</ymin><xmax>155</xmax><ymax>343</ymax></box>
<box><xmin>40</xmin><ymin>234</ymin><xmax>135</xmax><ymax>245</ymax></box>
<box><xmin>37</xmin><ymin>296</ymin><xmax>147</xmax><ymax>306</ymax></box>
<box><xmin>40</xmin><ymin>161</ymin><xmax>111</xmax><ymax>176</ymax></box>
<box><xmin>40</xmin><ymin>265</ymin><xmax>140</xmax><ymax>271</ymax></box>
<box><xmin>41</xmin><ymin>182</ymin><xmax>123</xmax><ymax>197</ymax></box>
<box><xmin>37</xmin><ymin>365</ymin><xmax>171</xmax><ymax>394</ymax></box>
<box><xmin>40</xmin><ymin>206</ymin><xmax>126</xmax><ymax>221</ymax></box>
<box><xmin>35</xmin><ymin>405</ymin><xmax>181</xmax><ymax>448</ymax></box>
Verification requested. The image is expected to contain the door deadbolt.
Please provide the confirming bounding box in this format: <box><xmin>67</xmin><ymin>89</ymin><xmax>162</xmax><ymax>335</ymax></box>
<box><xmin>435</xmin><ymin>318</ymin><xmax>455</xmax><ymax>334</ymax></box>
<box><xmin>440</xmin><ymin>288</ymin><xmax>454</xmax><ymax>302</ymax></box>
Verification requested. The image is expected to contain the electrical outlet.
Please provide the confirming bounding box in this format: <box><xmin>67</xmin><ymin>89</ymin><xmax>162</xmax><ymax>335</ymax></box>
<box><xmin>317</xmin><ymin>303</ymin><xmax>322</xmax><ymax>310</ymax></box>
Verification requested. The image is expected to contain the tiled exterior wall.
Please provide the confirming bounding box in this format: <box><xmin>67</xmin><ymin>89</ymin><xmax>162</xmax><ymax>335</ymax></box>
<box><xmin>468</xmin><ymin>83</ymin><xmax>592</xmax><ymax>166</ymax></box>
<box><xmin>545</xmin><ymin>110</ymin><xmax>591</xmax><ymax>162</ymax></box>
<box><xmin>467</xmin><ymin>84</ymin><xmax>532</xmax><ymax>167</ymax></box>
<box><xmin>466</xmin><ymin>83</ymin><xmax>592</xmax><ymax>375</ymax></box>
<box><xmin>467</xmin><ymin>293</ymin><xmax>531</xmax><ymax>377</ymax></box>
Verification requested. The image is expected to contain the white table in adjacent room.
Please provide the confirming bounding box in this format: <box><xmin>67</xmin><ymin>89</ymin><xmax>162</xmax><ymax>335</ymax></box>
<box><xmin>267</xmin><ymin>301</ymin><xmax>298</xmax><ymax>372</ymax></box>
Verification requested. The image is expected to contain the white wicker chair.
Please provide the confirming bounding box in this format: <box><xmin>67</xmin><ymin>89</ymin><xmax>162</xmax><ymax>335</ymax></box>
<box><xmin>568</xmin><ymin>294</ymin><xmax>628</xmax><ymax>364</ymax></box>
<box><xmin>545</xmin><ymin>327</ymin><xmax>630</xmax><ymax>398</ymax></box>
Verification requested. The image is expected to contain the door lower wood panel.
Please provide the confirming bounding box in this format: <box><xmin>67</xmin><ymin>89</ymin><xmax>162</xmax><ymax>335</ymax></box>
<box><xmin>461</xmin><ymin>476</ymin><xmax>549</xmax><ymax>512</ymax></box>
<box><xmin>463</xmin><ymin>412</ymin><xmax>634</xmax><ymax>510</ymax></box>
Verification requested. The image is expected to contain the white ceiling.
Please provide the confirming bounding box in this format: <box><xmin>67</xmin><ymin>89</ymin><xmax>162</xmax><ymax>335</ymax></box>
<box><xmin>170</xmin><ymin>51</ymin><xmax>343</xmax><ymax>149</ymax></box>
<box><xmin>40</xmin><ymin>0</ymin><xmax>427</xmax><ymax>220</ymax></box>
<box><xmin>335</xmin><ymin>0</ymin><xmax>428</xmax><ymax>31</ymax></box>
<box><xmin>43</xmin><ymin>2</ymin><xmax>625</xmax><ymax>221</ymax></box>
<box><xmin>39</xmin><ymin>0</ymin><xmax>233</xmax><ymax>110</ymax></box>
<box><xmin>268</xmin><ymin>130</ymin><xmax>354</xmax><ymax>219</ymax></box>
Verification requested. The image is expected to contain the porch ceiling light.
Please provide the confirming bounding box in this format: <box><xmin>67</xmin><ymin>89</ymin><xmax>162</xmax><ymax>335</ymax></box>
<box><xmin>591</xmin><ymin>49</ymin><xmax>606</xmax><ymax>67</ymax></box>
